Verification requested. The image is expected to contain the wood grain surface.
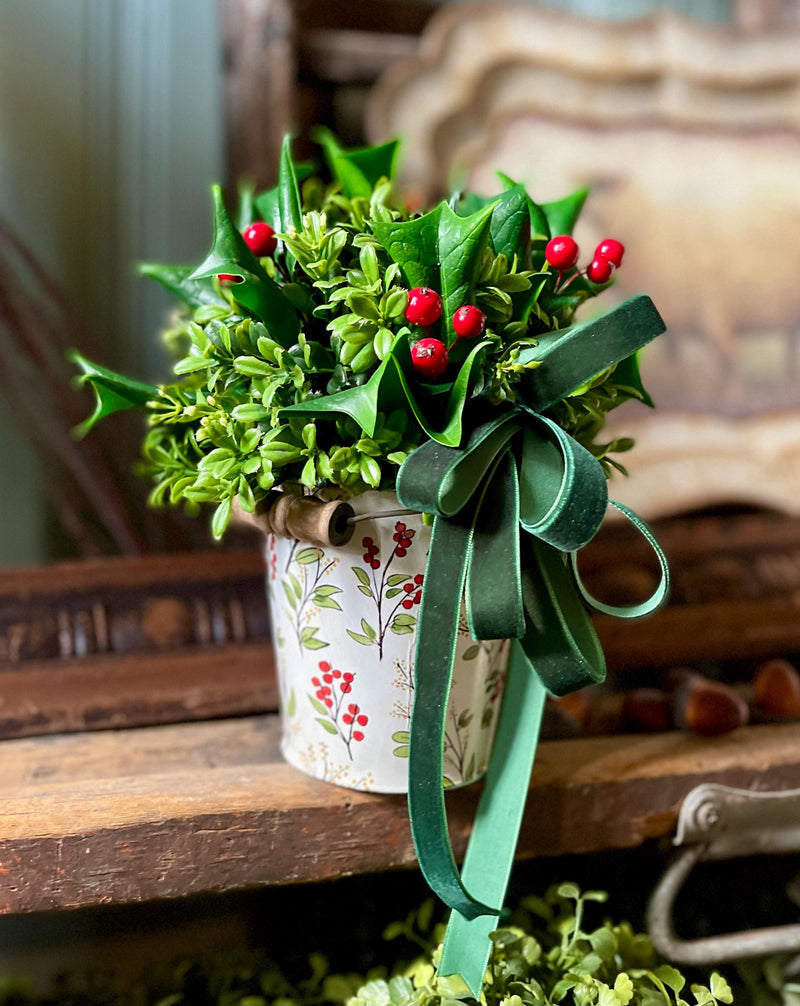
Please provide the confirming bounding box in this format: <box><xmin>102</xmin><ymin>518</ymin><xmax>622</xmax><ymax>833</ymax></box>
<box><xmin>0</xmin><ymin>714</ymin><xmax>798</xmax><ymax>914</ymax></box>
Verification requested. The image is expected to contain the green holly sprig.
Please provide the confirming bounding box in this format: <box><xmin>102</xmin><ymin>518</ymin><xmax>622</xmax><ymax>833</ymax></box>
<box><xmin>71</xmin><ymin>133</ymin><xmax>658</xmax><ymax>539</ymax></box>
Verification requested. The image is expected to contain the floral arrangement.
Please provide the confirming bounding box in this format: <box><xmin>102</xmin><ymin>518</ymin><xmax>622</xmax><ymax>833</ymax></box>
<box><xmin>71</xmin><ymin>131</ymin><xmax>669</xmax><ymax>999</ymax></box>
<box><xmin>71</xmin><ymin>129</ymin><xmax>659</xmax><ymax>539</ymax></box>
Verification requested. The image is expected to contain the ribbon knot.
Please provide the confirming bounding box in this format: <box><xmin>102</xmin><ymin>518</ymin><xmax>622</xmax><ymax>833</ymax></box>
<box><xmin>396</xmin><ymin>405</ymin><xmax>669</xmax><ymax>996</ymax></box>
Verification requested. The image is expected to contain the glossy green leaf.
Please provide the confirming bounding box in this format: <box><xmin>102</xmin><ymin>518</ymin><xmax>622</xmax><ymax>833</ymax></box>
<box><xmin>371</xmin><ymin>206</ymin><xmax>442</xmax><ymax>291</ymax></box>
<box><xmin>489</xmin><ymin>185</ymin><xmax>531</xmax><ymax>265</ymax></box>
<box><xmin>138</xmin><ymin>263</ymin><xmax>227</xmax><ymax>310</ymax></box>
<box><xmin>610</xmin><ymin>351</ymin><xmax>655</xmax><ymax>409</ymax></box>
<box><xmin>235</xmin><ymin>180</ymin><xmax>256</xmax><ymax>231</ymax></box>
<box><xmin>497</xmin><ymin>172</ymin><xmax>550</xmax><ymax>241</ymax></box>
<box><xmin>541</xmin><ymin>187</ymin><xmax>588</xmax><ymax>237</ymax></box>
<box><xmin>69</xmin><ymin>351</ymin><xmax>157</xmax><ymax>437</ymax></box>
<box><xmin>188</xmin><ymin>186</ymin><xmax>299</xmax><ymax>348</ymax></box>
<box><xmin>314</xmin><ymin>126</ymin><xmax>399</xmax><ymax>199</ymax></box>
<box><xmin>278</xmin><ymin>135</ymin><xmax>302</xmax><ymax>234</ymax></box>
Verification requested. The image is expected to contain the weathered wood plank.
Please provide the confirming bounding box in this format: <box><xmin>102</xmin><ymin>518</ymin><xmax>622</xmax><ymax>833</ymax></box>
<box><xmin>0</xmin><ymin>715</ymin><xmax>798</xmax><ymax>913</ymax></box>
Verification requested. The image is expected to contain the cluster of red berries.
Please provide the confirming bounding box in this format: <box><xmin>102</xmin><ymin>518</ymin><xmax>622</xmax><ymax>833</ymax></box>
<box><xmin>342</xmin><ymin>703</ymin><xmax>368</xmax><ymax>741</ymax></box>
<box><xmin>405</xmin><ymin>288</ymin><xmax>487</xmax><ymax>381</ymax></box>
<box><xmin>401</xmin><ymin>573</ymin><xmax>424</xmax><ymax>610</ymax></box>
<box><xmin>544</xmin><ymin>235</ymin><xmax>625</xmax><ymax>285</ymax></box>
<box><xmin>392</xmin><ymin>521</ymin><xmax>415</xmax><ymax>558</ymax></box>
<box><xmin>312</xmin><ymin>660</ymin><xmax>355</xmax><ymax>706</ymax></box>
<box><xmin>362</xmin><ymin>536</ymin><xmax>380</xmax><ymax>569</ymax></box>
<box><xmin>218</xmin><ymin>221</ymin><xmax>278</xmax><ymax>283</ymax></box>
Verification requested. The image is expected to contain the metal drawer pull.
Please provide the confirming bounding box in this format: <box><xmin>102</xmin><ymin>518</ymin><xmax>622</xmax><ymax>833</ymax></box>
<box><xmin>647</xmin><ymin>783</ymin><xmax>800</xmax><ymax>964</ymax></box>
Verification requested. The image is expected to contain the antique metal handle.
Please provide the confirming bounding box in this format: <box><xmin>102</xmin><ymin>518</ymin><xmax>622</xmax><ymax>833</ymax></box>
<box><xmin>648</xmin><ymin>783</ymin><xmax>800</xmax><ymax>964</ymax></box>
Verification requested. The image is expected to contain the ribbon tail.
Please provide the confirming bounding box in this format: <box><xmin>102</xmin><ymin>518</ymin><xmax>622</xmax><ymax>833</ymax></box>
<box><xmin>438</xmin><ymin>640</ymin><xmax>547</xmax><ymax>998</ymax></box>
<box><xmin>407</xmin><ymin>513</ymin><xmax>496</xmax><ymax>920</ymax></box>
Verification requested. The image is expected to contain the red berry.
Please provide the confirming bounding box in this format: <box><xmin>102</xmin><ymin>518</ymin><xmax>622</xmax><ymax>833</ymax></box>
<box><xmin>405</xmin><ymin>287</ymin><xmax>443</xmax><ymax>327</ymax></box>
<box><xmin>353</xmin><ymin>730</ymin><xmax>365</xmax><ymax>742</ymax></box>
<box><xmin>218</xmin><ymin>273</ymin><xmax>242</xmax><ymax>284</ymax></box>
<box><xmin>332</xmin><ymin>669</ymin><xmax>341</xmax><ymax>679</ymax></box>
<box><xmin>545</xmin><ymin>236</ymin><xmax>579</xmax><ymax>270</ymax></box>
<box><xmin>411</xmin><ymin>338</ymin><xmax>449</xmax><ymax>380</ymax></box>
<box><xmin>242</xmin><ymin>221</ymin><xmax>278</xmax><ymax>257</ymax></box>
<box><xmin>393</xmin><ymin>533</ymin><xmax>402</xmax><ymax>542</ymax></box>
<box><xmin>396</xmin><ymin>548</ymin><xmax>407</xmax><ymax>558</ymax></box>
<box><xmin>323</xmin><ymin>673</ymin><xmax>333</xmax><ymax>684</ymax></box>
<box><xmin>318</xmin><ymin>661</ymin><xmax>331</xmax><ymax>672</ymax></box>
<box><xmin>414</xmin><ymin>574</ymin><xmax>424</xmax><ymax>585</ymax></box>
<box><xmin>452</xmin><ymin>305</ymin><xmax>487</xmax><ymax>339</ymax></box>
<box><xmin>587</xmin><ymin>257</ymin><xmax>615</xmax><ymax>284</ymax></box>
<box><xmin>341</xmin><ymin>682</ymin><xmax>352</xmax><ymax>693</ymax></box>
<box><xmin>316</xmin><ymin>689</ymin><xmax>325</xmax><ymax>700</ymax></box>
<box><xmin>371</xmin><ymin>559</ymin><xmax>380</xmax><ymax>569</ymax></box>
<box><xmin>401</xmin><ymin>538</ymin><xmax>412</xmax><ymax>548</ymax></box>
<box><xmin>321</xmin><ymin>686</ymin><xmax>331</xmax><ymax>696</ymax></box>
<box><xmin>395</xmin><ymin>522</ymin><xmax>406</xmax><ymax>532</ymax></box>
<box><xmin>362</xmin><ymin>553</ymin><xmax>372</xmax><ymax>564</ymax></box>
<box><xmin>348</xmin><ymin>704</ymin><xmax>359</xmax><ymax>714</ymax></box>
<box><xmin>414</xmin><ymin>590</ymin><xmax>422</xmax><ymax>604</ymax></box>
<box><xmin>356</xmin><ymin>714</ymin><xmax>368</xmax><ymax>726</ymax></box>
<box><xmin>343</xmin><ymin>673</ymin><xmax>354</xmax><ymax>682</ymax></box>
<box><xmin>311</xmin><ymin>677</ymin><xmax>321</xmax><ymax>687</ymax></box>
<box><xmin>324</xmin><ymin>698</ymin><xmax>333</xmax><ymax>708</ymax></box>
<box><xmin>361</xmin><ymin>537</ymin><xmax>373</xmax><ymax>548</ymax></box>
<box><xmin>402</xmin><ymin>599</ymin><xmax>414</xmax><ymax>610</ymax></box>
<box><xmin>368</xmin><ymin>544</ymin><xmax>379</xmax><ymax>555</ymax></box>
<box><xmin>595</xmin><ymin>238</ymin><xmax>624</xmax><ymax>267</ymax></box>
<box><xmin>343</xmin><ymin>714</ymin><xmax>354</xmax><ymax>725</ymax></box>
<box><xmin>403</xmin><ymin>583</ymin><xmax>414</xmax><ymax>593</ymax></box>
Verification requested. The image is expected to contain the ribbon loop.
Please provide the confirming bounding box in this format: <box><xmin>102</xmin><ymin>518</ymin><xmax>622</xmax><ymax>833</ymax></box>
<box><xmin>571</xmin><ymin>499</ymin><xmax>670</xmax><ymax>618</ymax></box>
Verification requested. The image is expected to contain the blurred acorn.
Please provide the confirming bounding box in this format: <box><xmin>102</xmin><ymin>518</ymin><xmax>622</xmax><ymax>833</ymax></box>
<box><xmin>753</xmin><ymin>658</ymin><xmax>800</xmax><ymax>719</ymax></box>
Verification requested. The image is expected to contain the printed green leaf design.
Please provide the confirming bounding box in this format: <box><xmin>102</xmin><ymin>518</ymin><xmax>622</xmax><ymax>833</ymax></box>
<box><xmin>393</xmin><ymin>745</ymin><xmax>410</xmax><ymax>758</ymax></box>
<box><xmin>288</xmin><ymin>572</ymin><xmax>302</xmax><ymax>599</ymax></box>
<box><xmin>385</xmin><ymin>588</ymin><xmax>402</xmax><ymax>599</ymax></box>
<box><xmin>308</xmin><ymin>695</ymin><xmax>330</xmax><ymax>716</ymax></box>
<box><xmin>282</xmin><ymin>580</ymin><xmax>298</xmax><ymax>610</ymax></box>
<box><xmin>462</xmin><ymin>644</ymin><xmax>480</xmax><ymax>660</ymax></box>
<box><xmin>287</xmin><ymin>689</ymin><xmax>296</xmax><ymax>717</ymax></box>
<box><xmin>357</xmin><ymin>585</ymin><xmax>373</xmax><ymax>597</ymax></box>
<box><xmin>315</xmin><ymin>717</ymin><xmax>338</xmax><ymax>735</ymax></box>
<box><xmin>188</xmin><ymin>185</ymin><xmax>299</xmax><ymax>348</ymax></box>
<box><xmin>314</xmin><ymin>126</ymin><xmax>399</xmax><ymax>199</ymax></box>
<box><xmin>314</xmin><ymin>585</ymin><xmax>342</xmax><ymax>597</ymax></box>
<box><xmin>360</xmin><ymin>618</ymin><xmax>376</xmax><ymax>640</ymax></box>
<box><xmin>352</xmin><ymin>566</ymin><xmax>372</xmax><ymax>588</ymax></box>
<box><xmin>347</xmin><ymin>630</ymin><xmax>375</xmax><ymax>647</ymax></box>
<box><xmin>314</xmin><ymin>593</ymin><xmax>342</xmax><ymax>610</ymax></box>
<box><xmin>70</xmin><ymin>351</ymin><xmax>157</xmax><ymax>437</ymax></box>
<box><xmin>386</xmin><ymin>574</ymin><xmax>410</xmax><ymax>586</ymax></box>
<box><xmin>296</xmin><ymin>547</ymin><xmax>324</xmax><ymax>565</ymax></box>
<box><xmin>392</xmin><ymin>730</ymin><xmax>410</xmax><ymax>758</ymax></box>
<box><xmin>301</xmin><ymin>626</ymin><xmax>328</xmax><ymax>650</ymax></box>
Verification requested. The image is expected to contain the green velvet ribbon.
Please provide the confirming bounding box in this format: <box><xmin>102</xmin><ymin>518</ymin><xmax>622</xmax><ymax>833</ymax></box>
<box><xmin>396</xmin><ymin>408</ymin><xmax>669</xmax><ymax>997</ymax></box>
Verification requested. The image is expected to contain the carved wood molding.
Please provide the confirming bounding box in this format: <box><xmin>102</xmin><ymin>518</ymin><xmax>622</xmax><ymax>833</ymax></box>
<box><xmin>368</xmin><ymin>4</ymin><xmax>800</xmax><ymax>519</ymax></box>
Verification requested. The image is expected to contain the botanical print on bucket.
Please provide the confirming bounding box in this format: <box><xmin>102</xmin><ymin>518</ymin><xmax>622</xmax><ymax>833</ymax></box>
<box><xmin>266</xmin><ymin>492</ymin><xmax>509</xmax><ymax>793</ymax></box>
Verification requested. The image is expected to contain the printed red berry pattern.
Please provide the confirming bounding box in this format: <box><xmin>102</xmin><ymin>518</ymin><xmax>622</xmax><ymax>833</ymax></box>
<box><xmin>309</xmin><ymin>660</ymin><xmax>368</xmax><ymax>758</ymax></box>
<box><xmin>350</xmin><ymin>522</ymin><xmax>423</xmax><ymax>656</ymax></box>
<box><xmin>405</xmin><ymin>287</ymin><xmax>443</xmax><ymax>327</ymax></box>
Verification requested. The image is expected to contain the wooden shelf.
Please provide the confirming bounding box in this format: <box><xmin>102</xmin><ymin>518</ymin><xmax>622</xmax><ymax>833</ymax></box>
<box><xmin>2</xmin><ymin>715</ymin><xmax>799</xmax><ymax>914</ymax></box>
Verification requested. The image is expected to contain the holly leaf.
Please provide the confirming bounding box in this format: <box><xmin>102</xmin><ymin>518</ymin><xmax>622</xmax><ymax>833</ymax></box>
<box><xmin>69</xmin><ymin>351</ymin><xmax>157</xmax><ymax>437</ymax></box>
<box><xmin>138</xmin><ymin>263</ymin><xmax>227</xmax><ymax>310</ymax></box>
<box><xmin>489</xmin><ymin>184</ymin><xmax>531</xmax><ymax>265</ymax></box>
<box><xmin>497</xmin><ymin>171</ymin><xmax>550</xmax><ymax>243</ymax></box>
<box><xmin>437</xmin><ymin>202</ymin><xmax>495</xmax><ymax>344</ymax></box>
<box><xmin>188</xmin><ymin>185</ymin><xmax>299</xmax><ymax>347</ymax></box>
<box><xmin>610</xmin><ymin>351</ymin><xmax>655</xmax><ymax>409</ymax></box>
<box><xmin>542</xmin><ymin>187</ymin><xmax>589</xmax><ymax>237</ymax></box>
<box><xmin>371</xmin><ymin>205</ymin><xmax>442</xmax><ymax>292</ymax></box>
<box><xmin>314</xmin><ymin>127</ymin><xmax>400</xmax><ymax>199</ymax></box>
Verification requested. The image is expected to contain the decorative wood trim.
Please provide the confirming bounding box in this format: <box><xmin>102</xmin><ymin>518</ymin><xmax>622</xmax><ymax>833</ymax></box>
<box><xmin>0</xmin><ymin>713</ymin><xmax>797</xmax><ymax>913</ymax></box>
